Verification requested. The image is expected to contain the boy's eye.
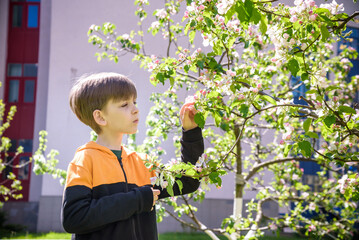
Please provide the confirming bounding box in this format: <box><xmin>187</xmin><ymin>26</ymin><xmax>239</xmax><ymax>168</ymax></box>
<box><xmin>121</xmin><ymin>103</ymin><xmax>128</xmax><ymax>107</ymax></box>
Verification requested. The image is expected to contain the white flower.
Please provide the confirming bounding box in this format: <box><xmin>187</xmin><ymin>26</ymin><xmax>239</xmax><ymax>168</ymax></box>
<box><xmin>292</xmin><ymin>174</ymin><xmax>300</xmax><ymax>181</ymax></box>
<box><xmin>308</xmin><ymin>202</ymin><xmax>316</xmax><ymax>211</ymax></box>
<box><xmin>301</xmin><ymin>192</ymin><xmax>309</xmax><ymax>198</ymax></box>
<box><xmin>150</xmin><ymin>177</ymin><xmax>157</xmax><ymax>185</ymax></box>
<box><xmin>294</xmin><ymin>0</ymin><xmax>304</xmax><ymax>6</ymax></box>
<box><xmin>161</xmin><ymin>181</ymin><xmax>168</xmax><ymax>188</ymax></box>
<box><xmin>216</xmin><ymin>0</ymin><xmax>235</xmax><ymax>15</ymax></box>
<box><xmin>201</xmin><ymin>33</ymin><xmax>214</xmax><ymax>47</ymax></box>
<box><xmin>320</xmin><ymin>0</ymin><xmax>344</xmax><ymax>15</ymax></box>
<box><xmin>151</xmin><ymin>21</ymin><xmax>160</xmax><ymax>29</ymax></box>
<box><xmin>269</xmin><ymin>223</ymin><xmax>278</xmax><ymax>230</ymax></box>
<box><xmin>156</xmin><ymin>8</ymin><xmax>168</xmax><ymax>19</ymax></box>
<box><xmin>122</xmin><ymin>34</ymin><xmax>130</xmax><ymax>40</ymax></box>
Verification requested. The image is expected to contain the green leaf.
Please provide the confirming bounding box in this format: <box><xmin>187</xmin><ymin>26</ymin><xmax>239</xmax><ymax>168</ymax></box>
<box><xmin>235</xmin><ymin>2</ymin><xmax>248</xmax><ymax>23</ymax></box>
<box><xmin>244</xmin><ymin>0</ymin><xmax>254</xmax><ymax>18</ymax></box>
<box><xmin>209</xmin><ymin>172</ymin><xmax>222</xmax><ymax>186</ymax></box>
<box><xmin>189</xmin><ymin>31</ymin><xmax>196</xmax><ymax>44</ymax></box>
<box><xmin>156</xmin><ymin>73</ymin><xmax>165</xmax><ymax>84</ymax></box>
<box><xmin>250</xmin><ymin>8</ymin><xmax>261</xmax><ymax>24</ymax></box>
<box><xmin>303</xmin><ymin>118</ymin><xmax>312</xmax><ymax>133</ymax></box>
<box><xmin>260</xmin><ymin>95</ymin><xmax>277</xmax><ymax>105</ymax></box>
<box><xmin>259</xmin><ymin>15</ymin><xmax>267</xmax><ymax>35</ymax></box>
<box><xmin>284</xmin><ymin>144</ymin><xmax>292</xmax><ymax>157</ymax></box>
<box><xmin>338</xmin><ymin>105</ymin><xmax>356</xmax><ymax>114</ymax></box>
<box><xmin>301</xmin><ymin>72</ymin><xmax>309</xmax><ymax>81</ymax></box>
<box><xmin>197</xmin><ymin>60</ymin><xmax>204</xmax><ymax>70</ymax></box>
<box><xmin>225</xmin><ymin>5</ymin><xmax>236</xmax><ymax>23</ymax></box>
<box><xmin>239</xmin><ymin>104</ymin><xmax>249</xmax><ymax>117</ymax></box>
<box><xmin>176</xmin><ymin>180</ymin><xmax>183</xmax><ymax>194</ymax></box>
<box><xmin>323</xmin><ymin>115</ymin><xmax>336</xmax><ymax>128</ymax></box>
<box><xmin>204</xmin><ymin>17</ymin><xmax>214</xmax><ymax>28</ymax></box>
<box><xmin>298</xmin><ymin>140</ymin><xmax>312</xmax><ymax>157</ymax></box>
<box><xmin>220</xmin><ymin>122</ymin><xmax>230</xmax><ymax>131</ymax></box>
<box><xmin>194</xmin><ymin>112</ymin><xmax>206</xmax><ymax>128</ymax></box>
<box><xmin>287</xmin><ymin>58</ymin><xmax>299</xmax><ymax>77</ymax></box>
<box><xmin>326</xmin><ymin>86</ymin><xmax>340</xmax><ymax>92</ymax></box>
<box><xmin>306</xmin><ymin>131</ymin><xmax>319</xmax><ymax>139</ymax></box>
<box><xmin>166</xmin><ymin>183</ymin><xmax>174</xmax><ymax>196</ymax></box>
<box><xmin>320</xmin><ymin>25</ymin><xmax>330</xmax><ymax>42</ymax></box>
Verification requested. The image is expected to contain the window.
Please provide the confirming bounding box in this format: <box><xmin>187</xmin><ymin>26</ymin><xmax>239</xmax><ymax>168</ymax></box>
<box><xmin>8</xmin><ymin>80</ymin><xmax>19</xmax><ymax>103</ymax></box>
<box><xmin>9</xmin><ymin>139</ymin><xmax>18</xmax><ymax>152</ymax></box>
<box><xmin>24</xmin><ymin>80</ymin><xmax>35</xmax><ymax>103</ymax></box>
<box><xmin>2</xmin><ymin>157</ymin><xmax>14</xmax><ymax>180</ymax></box>
<box><xmin>18</xmin><ymin>156</ymin><xmax>30</xmax><ymax>180</ymax></box>
<box><xmin>18</xmin><ymin>139</ymin><xmax>33</xmax><ymax>152</ymax></box>
<box><xmin>27</xmin><ymin>5</ymin><xmax>38</xmax><ymax>28</ymax></box>
<box><xmin>290</xmin><ymin>75</ymin><xmax>307</xmax><ymax>105</ymax></box>
<box><xmin>8</xmin><ymin>63</ymin><xmax>22</xmax><ymax>76</ymax></box>
<box><xmin>24</xmin><ymin>64</ymin><xmax>37</xmax><ymax>77</ymax></box>
<box><xmin>12</xmin><ymin>5</ymin><xmax>23</xmax><ymax>27</ymax></box>
<box><xmin>338</xmin><ymin>27</ymin><xmax>359</xmax><ymax>103</ymax></box>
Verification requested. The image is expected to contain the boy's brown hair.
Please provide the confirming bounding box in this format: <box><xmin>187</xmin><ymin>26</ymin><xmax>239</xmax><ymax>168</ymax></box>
<box><xmin>69</xmin><ymin>72</ymin><xmax>137</xmax><ymax>134</ymax></box>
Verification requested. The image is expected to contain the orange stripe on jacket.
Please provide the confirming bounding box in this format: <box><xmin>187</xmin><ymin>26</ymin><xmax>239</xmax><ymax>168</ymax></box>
<box><xmin>65</xmin><ymin>141</ymin><xmax>156</xmax><ymax>189</ymax></box>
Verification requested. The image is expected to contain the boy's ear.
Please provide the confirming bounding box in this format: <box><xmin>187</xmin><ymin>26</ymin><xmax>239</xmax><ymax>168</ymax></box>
<box><xmin>93</xmin><ymin>109</ymin><xmax>107</xmax><ymax>126</ymax></box>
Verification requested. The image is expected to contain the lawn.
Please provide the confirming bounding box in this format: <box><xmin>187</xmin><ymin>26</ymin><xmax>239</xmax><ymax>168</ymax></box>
<box><xmin>2</xmin><ymin>232</ymin><xmax>309</xmax><ymax>239</ymax></box>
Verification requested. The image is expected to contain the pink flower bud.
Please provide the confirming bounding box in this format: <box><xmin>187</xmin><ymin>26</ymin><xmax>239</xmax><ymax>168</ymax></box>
<box><xmin>290</xmin><ymin>15</ymin><xmax>298</xmax><ymax>23</ymax></box>
<box><xmin>238</xmin><ymin>94</ymin><xmax>245</xmax><ymax>101</ymax></box>
<box><xmin>309</xmin><ymin>14</ymin><xmax>317</xmax><ymax>21</ymax></box>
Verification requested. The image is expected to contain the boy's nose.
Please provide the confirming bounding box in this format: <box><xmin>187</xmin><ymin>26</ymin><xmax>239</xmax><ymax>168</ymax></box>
<box><xmin>133</xmin><ymin>105</ymin><xmax>139</xmax><ymax>114</ymax></box>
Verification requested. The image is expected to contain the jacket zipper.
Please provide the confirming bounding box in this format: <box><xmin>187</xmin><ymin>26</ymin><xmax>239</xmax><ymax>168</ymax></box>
<box><xmin>118</xmin><ymin>158</ymin><xmax>139</xmax><ymax>240</ymax></box>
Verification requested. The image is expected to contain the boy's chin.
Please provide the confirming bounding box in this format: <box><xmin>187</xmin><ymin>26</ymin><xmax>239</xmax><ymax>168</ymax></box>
<box><xmin>127</xmin><ymin>129</ymin><xmax>138</xmax><ymax>135</ymax></box>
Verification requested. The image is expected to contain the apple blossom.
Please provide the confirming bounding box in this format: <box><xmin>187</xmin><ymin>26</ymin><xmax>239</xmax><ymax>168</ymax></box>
<box><xmin>309</xmin><ymin>14</ymin><xmax>318</xmax><ymax>21</ymax></box>
<box><xmin>308</xmin><ymin>202</ymin><xmax>316</xmax><ymax>211</ymax></box>
<box><xmin>156</xmin><ymin>8</ymin><xmax>168</xmax><ymax>19</ymax></box>
<box><xmin>290</xmin><ymin>15</ymin><xmax>298</xmax><ymax>23</ymax></box>
<box><xmin>320</xmin><ymin>0</ymin><xmax>344</xmax><ymax>15</ymax></box>
<box><xmin>151</xmin><ymin>21</ymin><xmax>160</xmax><ymax>29</ymax></box>
<box><xmin>308</xmin><ymin>225</ymin><xmax>316</xmax><ymax>232</ymax></box>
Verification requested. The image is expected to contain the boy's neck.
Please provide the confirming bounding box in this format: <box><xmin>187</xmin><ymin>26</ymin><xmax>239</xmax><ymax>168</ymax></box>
<box><xmin>96</xmin><ymin>132</ymin><xmax>123</xmax><ymax>150</ymax></box>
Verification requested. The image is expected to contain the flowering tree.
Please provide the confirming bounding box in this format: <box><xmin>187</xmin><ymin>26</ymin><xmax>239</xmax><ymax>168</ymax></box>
<box><xmin>88</xmin><ymin>0</ymin><xmax>359</xmax><ymax>239</ymax></box>
<box><xmin>0</xmin><ymin>88</ymin><xmax>66</xmax><ymax>207</ymax></box>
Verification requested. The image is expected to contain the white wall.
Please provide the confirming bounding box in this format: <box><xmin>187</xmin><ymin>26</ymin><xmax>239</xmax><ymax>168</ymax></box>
<box><xmin>0</xmin><ymin>0</ymin><xmax>9</xmax><ymax>100</ymax></box>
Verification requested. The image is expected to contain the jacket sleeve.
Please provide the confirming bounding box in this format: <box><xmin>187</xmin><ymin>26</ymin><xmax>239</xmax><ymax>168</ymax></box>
<box><xmin>157</xmin><ymin>127</ymin><xmax>204</xmax><ymax>199</ymax></box>
<box><xmin>61</xmin><ymin>163</ymin><xmax>153</xmax><ymax>234</ymax></box>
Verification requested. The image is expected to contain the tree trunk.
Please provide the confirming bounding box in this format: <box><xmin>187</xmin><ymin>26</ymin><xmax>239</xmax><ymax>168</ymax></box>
<box><xmin>232</xmin><ymin>126</ymin><xmax>244</xmax><ymax>239</ymax></box>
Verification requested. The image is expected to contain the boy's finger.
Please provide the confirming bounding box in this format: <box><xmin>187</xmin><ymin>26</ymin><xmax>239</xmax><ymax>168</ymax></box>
<box><xmin>180</xmin><ymin>102</ymin><xmax>195</xmax><ymax>116</ymax></box>
<box><xmin>153</xmin><ymin>189</ymin><xmax>161</xmax><ymax>195</ymax></box>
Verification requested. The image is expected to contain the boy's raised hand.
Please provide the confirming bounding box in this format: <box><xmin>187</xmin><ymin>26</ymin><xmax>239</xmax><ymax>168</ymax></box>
<box><xmin>180</xmin><ymin>96</ymin><xmax>198</xmax><ymax>131</ymax></box>
<box><xmin>151</xmin><ymin>188</ymin><xmax>160</xmax><ymax>211</ymax></box>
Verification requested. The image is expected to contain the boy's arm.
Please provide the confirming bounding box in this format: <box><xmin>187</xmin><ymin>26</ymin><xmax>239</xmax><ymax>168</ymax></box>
<box><xmin>61</xmin><ymin>163</ymin><xmax>154</xmax><ymax>234</ymax></box>
<box><xmin>156</xmin><ymin>126</ymin><xmax>204</xmax><ymax>198</ymax></box>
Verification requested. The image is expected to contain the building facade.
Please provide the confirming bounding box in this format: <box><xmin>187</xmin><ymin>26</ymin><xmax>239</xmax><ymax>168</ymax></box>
<box><xmin>0</xmin><ymin>0</ymin><xmax>358</xmax><ymax>234</ymax></box>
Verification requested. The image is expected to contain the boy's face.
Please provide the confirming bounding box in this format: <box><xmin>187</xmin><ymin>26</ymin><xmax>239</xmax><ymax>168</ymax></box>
<box><xmin>99</xmin><ymin>96</ymin><xmax>139</xmax><ymax>134</ymax></box>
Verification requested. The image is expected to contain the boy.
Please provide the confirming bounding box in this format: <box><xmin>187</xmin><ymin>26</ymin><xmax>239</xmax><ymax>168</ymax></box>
<box><xmin>62</xmin><ymin>72</ymin><xmax>204</xmax><ymax>240</ymax></box>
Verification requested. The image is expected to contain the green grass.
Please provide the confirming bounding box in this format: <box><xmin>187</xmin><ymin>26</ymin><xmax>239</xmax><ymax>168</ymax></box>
<box><xmin>2</xmin><ymin>232</ymin><xmax>308</xmax><ymax>239</ymax></box>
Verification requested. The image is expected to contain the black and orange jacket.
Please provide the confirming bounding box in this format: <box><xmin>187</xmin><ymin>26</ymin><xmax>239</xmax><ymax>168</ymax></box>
<box><xmin>61</xmin><ymin>127</ymin><xmax>203</xmax><ymax>240</ymax></box>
